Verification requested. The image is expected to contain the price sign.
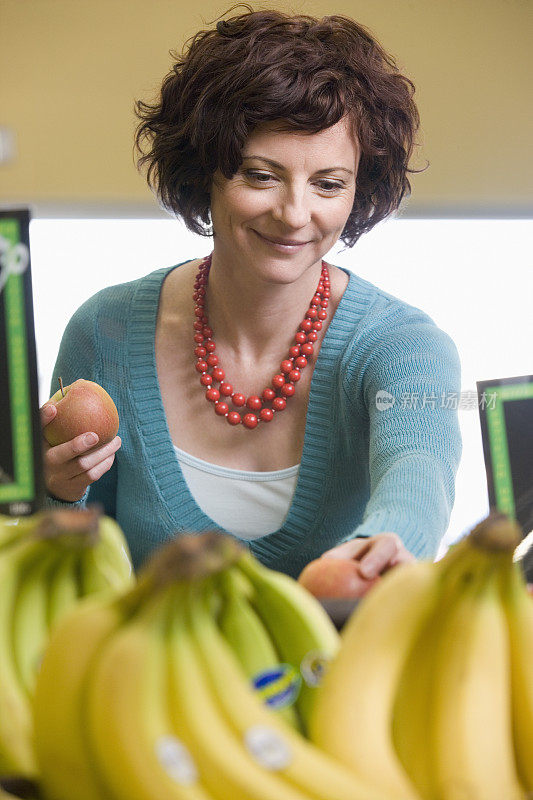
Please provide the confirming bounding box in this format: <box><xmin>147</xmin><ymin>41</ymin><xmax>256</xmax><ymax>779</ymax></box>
<box><xmin>0</xmin><ymin>208</ymin><xmax>44</xmax><ymax>515</ymax></box>
<box><xmin>477</xmin><ymin>374</ymin><xmax>533</xmax><ymax>538</ymax></box>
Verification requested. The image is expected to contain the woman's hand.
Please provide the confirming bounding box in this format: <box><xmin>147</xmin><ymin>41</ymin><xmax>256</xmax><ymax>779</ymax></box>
<box><xmin>41</xmin><ymin>403</ymin><xmax>121</xmax><ymax>502</ymax></box>
<box><xmin>322</xmin><ymin>532</ymin><xmax>416</xmax><ymax>580</ymax></box>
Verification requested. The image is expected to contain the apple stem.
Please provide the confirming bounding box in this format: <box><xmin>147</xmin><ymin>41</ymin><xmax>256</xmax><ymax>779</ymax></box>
<box><xmin>58</xmin><ymin>376</ymin><xmax>65</xmax><ymax>397</ymax></box>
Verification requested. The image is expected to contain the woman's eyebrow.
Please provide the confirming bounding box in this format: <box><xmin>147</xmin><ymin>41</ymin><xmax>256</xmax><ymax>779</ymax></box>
<box><xmin>242</xmin><ymin>155</ymin><xmax>354</xmax><ymax>176</ymax></box>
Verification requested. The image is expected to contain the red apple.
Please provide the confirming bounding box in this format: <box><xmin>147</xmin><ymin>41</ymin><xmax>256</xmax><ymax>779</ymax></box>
<box><xmin>43</xmin><ymin>378</ymin><xmax>119</xmax><ymax>447</ymax></box>
<box><xmin>298</xmin><ymin>557</ymin><xmax>380</xmax><ymax>600</ymax></box>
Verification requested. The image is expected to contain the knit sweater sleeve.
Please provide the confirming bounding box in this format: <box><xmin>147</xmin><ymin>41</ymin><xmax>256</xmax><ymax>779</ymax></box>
<box><xmin>45</xmin><ymin>290</ymin><xmax>118</xmax><ymax>515</ymax></box>
<box><xmin>342</xmin><ymin>303</ymin><xmax>462</xmax><ymax>559</ymax></box>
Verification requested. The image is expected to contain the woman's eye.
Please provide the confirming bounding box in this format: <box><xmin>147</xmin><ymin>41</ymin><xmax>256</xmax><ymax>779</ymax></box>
<box><xmin>316</xmin><ymin>180</ymin><xmax>344</xmax><ymax>193</ymax></box>
<box><xmin>246</xmin><ymin>171</ymin><xmax>274</xmax><ymax>183</ymax></box>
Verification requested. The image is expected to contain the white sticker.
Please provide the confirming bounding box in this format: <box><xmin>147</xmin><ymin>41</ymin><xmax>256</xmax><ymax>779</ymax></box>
<box><xmin>155</xmin><ymin>735</ymin><xmax>198</xmax><ymax>785</ymax></box>
<box><xmin>244</xmin><ymin>725</ymin><xmax>292</xmax><ymax>771</ymax></box>
<box><xmin>300</xmin><ymin>650</ymin><xmax>331</xmax><ymax>688</ymax></box>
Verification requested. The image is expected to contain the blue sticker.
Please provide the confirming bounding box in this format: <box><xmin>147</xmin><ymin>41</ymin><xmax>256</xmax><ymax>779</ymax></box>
<box><xmin>251</xmin><ymin>663</ymin><xmax>301</xmax><ymax>710</ymax></box>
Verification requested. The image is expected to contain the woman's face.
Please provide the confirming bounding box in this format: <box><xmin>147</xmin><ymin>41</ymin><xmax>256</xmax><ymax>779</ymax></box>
<box><xmin>210</xmin><ymin>117</ymin><xmax>359</xmax><ymax>285</ymax></box>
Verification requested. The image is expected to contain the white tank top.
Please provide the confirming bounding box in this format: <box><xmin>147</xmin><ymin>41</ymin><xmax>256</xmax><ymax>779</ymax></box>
<box><xmin>174</xmin><ymin>445</ymin><xmax>299</xmax><ymax>540</ymax></box>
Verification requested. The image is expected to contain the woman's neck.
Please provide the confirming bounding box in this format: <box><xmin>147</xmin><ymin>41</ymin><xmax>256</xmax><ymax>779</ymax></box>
<box><xmin>205</xmin><ymin>251</ymin><xmax>324</xmax><ymax>363</ymax></box>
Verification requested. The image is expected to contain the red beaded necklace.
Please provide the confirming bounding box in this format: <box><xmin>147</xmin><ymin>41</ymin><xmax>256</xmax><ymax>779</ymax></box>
<box><xmin>193</xmin><ymin>254</ymin><xmax>330</xmax><ymax>429</ymax></box>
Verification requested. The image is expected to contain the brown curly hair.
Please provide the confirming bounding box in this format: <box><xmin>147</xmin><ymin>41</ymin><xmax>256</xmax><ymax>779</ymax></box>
<box><xmin>134</xmin><ymin>5</ymin><xmax>420</xmax><ymax>247</ymax></box>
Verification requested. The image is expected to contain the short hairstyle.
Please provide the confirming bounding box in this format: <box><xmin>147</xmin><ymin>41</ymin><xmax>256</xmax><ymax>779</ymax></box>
<box><xmin>134</xmin><ymin>6</ymin><xmax>420</xmax><ymax>246</ymax></box>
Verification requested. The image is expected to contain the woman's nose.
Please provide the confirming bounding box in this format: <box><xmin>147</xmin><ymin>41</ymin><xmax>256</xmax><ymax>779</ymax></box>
<box><xmin>272</xmin><ymin>189</ymin><xmax>311</xmax><ymax>229</ymax></box>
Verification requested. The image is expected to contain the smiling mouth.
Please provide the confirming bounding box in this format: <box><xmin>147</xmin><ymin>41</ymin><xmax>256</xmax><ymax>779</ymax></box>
<box><xmin>254</xmin><ymin>231</ymin><xmax>310</xmax><ymax>246</ymax></box>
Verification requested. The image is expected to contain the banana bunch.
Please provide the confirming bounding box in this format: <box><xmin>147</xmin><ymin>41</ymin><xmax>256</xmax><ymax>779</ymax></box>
<box><xmin>0</xmin><ymin>507</ymin><xmax>134</xmax><ymax>780</ymax></box>
<box><xmin>34</xmin><ymin>532</ymin><xmax>393</xmax><ymax>800</ymax></box>
<box><xmin>310</xmin><ymin>512</ymin><xmax>533</xmax><ymax>800</ymax></box>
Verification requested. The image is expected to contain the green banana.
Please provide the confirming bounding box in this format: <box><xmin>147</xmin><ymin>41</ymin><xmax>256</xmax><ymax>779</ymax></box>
<box><xmin>34</xmin><ymin>595</ymin><xmax>126</xmax><ymax>800</ymax></box>
<box><xmin>83</xmin><ymin>586</ymin><xmax>213</xmax><ymax>800</ymax></box>
<box><xmin>166</xmin><ymin>584</ymin><xmax>312</xmax><ymax>800</ymax></box>
<box><xmin>11</xmin><ymin>546</ymin><xmax>59</xmax><ymax>696</ymax></box>
<box><xmin>190</xmin><ymin>579</ymin><xmax>393</xmax><ymax>800</ymax></box>
<box><xmin>46</xmin><ymin>549</ymin><xmax>81</xmax><ymax>630</ymax></box>
<box><xmin>217</xmin><ymin>568</ymin><xmax>301</xmax><ymax>729</ymax></box>
<box><xmin>0</xmin><ymin>535</ymin><xmax>49</xmax><ymax>777</ymax></box>
<box><xmin>501</xmin><ymin>561</ymin><xmax>533</xmax><ymax>793</ymax></box>
<box><xmin>236</xmin><ymin>551</ymin><xmax>340</xmax><ymax>732</ymax></box>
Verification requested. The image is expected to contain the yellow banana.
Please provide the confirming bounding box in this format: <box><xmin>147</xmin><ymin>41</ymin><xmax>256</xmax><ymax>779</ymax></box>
<box><xmin>83</xmin><ymin>586</ymin><xmax>213</xmax><ymax>800</ymax></box>
<box><xmin>190</xmin><ymin>579</ymin><xmax>393</xmax><ymax>800</ymax></box>
<box><xmin>500</xmin><ymin>561</ymin><xmax>533</xmax><ymax>793</ymax></box>
<box><xmin>310</xmin><ymin>560</ymin><xmax>437</xmax><ymax>800</ymax></box>
<box><xmin>429</xmin><ymin>563</ymin><xmax>525</xmax><ymax>800</ymax></box>
<box><xmin>217</xmin><ymin>568</ymin><xmax>300</xmax><ymax>729</ymax></box>
<box><xmin>237</xmin><ymin>551</ymin><xmax>339</xmax><ymax>732</ymax></box>
<box><xmin>34</xmin><ymin>595</ymin><xmax>125</xmax><ymax>800</ymax></box>
<box><xmin>167</xmin><ymin>584</ymin><xmax>313</xmax><ymax>800</ymax></box>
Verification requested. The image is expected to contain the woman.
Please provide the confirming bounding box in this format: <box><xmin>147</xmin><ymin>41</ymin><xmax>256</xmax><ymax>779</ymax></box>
<box><xmin>41</xmin><ymin>8</ymin><xmax>462</xmax><ymax>588</ymax></box>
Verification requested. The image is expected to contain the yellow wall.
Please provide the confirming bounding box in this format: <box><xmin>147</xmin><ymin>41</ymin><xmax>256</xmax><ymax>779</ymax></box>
<box><xmin>1</xmin><ymin>0</ymin><xmax>531</xmax><ymax>217</ymax></box>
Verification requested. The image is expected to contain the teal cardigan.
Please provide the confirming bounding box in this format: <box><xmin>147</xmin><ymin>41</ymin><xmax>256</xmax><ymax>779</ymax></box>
<box><xmin>48</xmin><ymin>262</ymin><xmax>462</xmax><ymax>577</ymax></box>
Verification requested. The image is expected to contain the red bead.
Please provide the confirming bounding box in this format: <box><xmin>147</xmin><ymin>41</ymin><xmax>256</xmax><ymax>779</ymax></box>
<box><xmin>227</xmin><ymin>411</ymin><xmax>242</xmax><ymax>426</ymax></box>
<box><xmin>312</xmin><ymin>321</ymin><xmax>322</xmax><ymax>331</ymax></box>
<box><xmin>289</xmin><ymin>345</ymin><xmax>301</xmax><ymax>358</ymax></box>
<box><xmin>205</xmin><ymin>341</ymin><xmax>216</xmax><ymax>352</ymax></box>
<box><xmin>232</xmin><ymin>393</ymin><xmax>246</xmax><ymax>407</ymax></box>
<box><xmin>194</xmin><ymin>333</ymin><xmax>204</xmax><ymax>344</ymax></box>
<box><xmin>200</xmin><ymin>373</ymin><xmax>213</xmax><ymax>386</ymax></box>
<box><xmin>205</xmin><ymin>388</ymin><xmax>220</xmax><ymax>402</ymax></box>
<box><xmin>288</xmin><ymin>369</ymin><xmax>301</xmax><ymax>382</ymax></box>
<box><xmin>262</xmin><ymin>387</ymin><xmax>276</xmax><ymax>402</ymax></box>
<box><xmin>301</xmin><ymin>342</ymin><xmax>314</xmax><ymax>356</ymax></box>
<box><xmin>212</xmin><ymin>367</ymin><xmax>225</xmax><ymax>382</ymax></box>
<box><xmin>299</xmin><ymin>319</ymin><xmax>313</xmax><ymax>332</ymax></box>
<box><xmin>193</xmin><ymin>320</ymin><xmax>204</xmax><ymax>331</ymax></box>
<box><xmin>272</xmin><ymin>397</ymin><xmax>286</xmax><ymax>411</ymax></box>
<box><xmin>323</xmin><ymin>289</ymin><xmax>331</xmax><ymax>298</ymax></box>
<box><xmin>220</xmin><ymin>382</ymin><xmax>233</xmax><ymax>396</ymax></box>
<box><xmin>195</xmin><ymin>346</ymin><xmax>207</xmax><ymax>358</ymax></box>
<box><xmin>215</xmin><ymin>401</ymin><xmax>229</xmax><ymax>415</ymax></box>
<box><xmin>243</xmin><ymin>413</ymin><xmax>258</xmax><ymax>429</ymax></box>
<box><xmin>281</xmin><ymin>382</ymin><xmax>296</xmax><ymax>397</ymax></box>
<box><xmin>259</xmin><ymin>408</ymin><xmax>274</xmax><ymax>422</ymax></box>
<box><xmin>312</xmin><ymin>295</ymin><xmax>321</xmax><ymax>306</ymax></box>
<box><xmin>307</xmin><ymin>331</ymin><xmax>318</xmax><ymax>343</ymax></box>
<box><xmin>272</xmin><ymin>374</ymin><xmax>285</xmax><ymax>389</ymax></box>
<box><xmin>321</xmin><ymin>299</ymin><xmax>329</xmax><ymax>308</ymax></box>
<box><xmin>318</xmin><ymin>309</ymin><xmax>327</xmax><ymax>320</ymax></box>
<box><xmin>207</xmin><ymin>354</ymin><xmax>218</xmax><ymax>367</ymax></box>
<box><xmin>306</xmin><ymin>307</ymin><xmax>318</xmax><ymax>319</ymax></box>
<box><xmin>246</xmin><ymin>396</ymin><xmax>262</xmax><ymax>411</ymax></box>
<box><xmin>295</xmin><ymin>356</ymin><xmax>307</xmax><ymax>369</ymax></box>
<box><xmin>195</xmin><ymin>360</ymin><xmax>208</xmax><ymax>373</ymax></box>
<box><xmin>295</xmin><ymin>331</ymin><xmax>307</xmax><ymax>344</ymax></box>
<box><xmin>194</xmin><ymin>307</ymin><xmax>204</xmax><ymax>317</ymax></box>
<box><xmin>203</xmin><ymin>326</ymin><xmax>213</xmax><ymax>338</ymax></box>
<box><xmin>280</xmin><ymin>360</ymin><xmax>293</xmax><ymax>374</ymax></box>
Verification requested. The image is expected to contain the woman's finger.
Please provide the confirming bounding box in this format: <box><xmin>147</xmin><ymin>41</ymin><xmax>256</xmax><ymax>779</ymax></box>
<box><xmin>357</xmin><ymin>533</ymin><xmax>411</xmax><ymax>579</ymax></box>
<box><xmin>321</xmin><ymin>538</ymin><xmax>371</xmax><ymax>560</ymax></box>
<box><xmin>40</xmin><ymin>403</ymin><xmax>57</xmax><ymax>427</ymax></box>
<box><xmin>44</xmin><ymin>431</ymin><xmax>101</xmax><ymax>468</ymax></box>
<box><xmin>68</xmin><ymin>437</ymin><xmax>122</xmax><ymax>479</ymax></box>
